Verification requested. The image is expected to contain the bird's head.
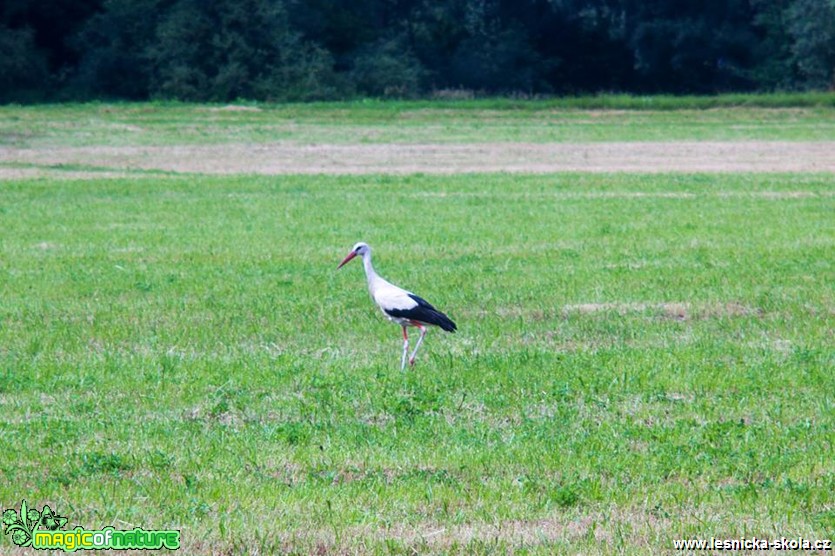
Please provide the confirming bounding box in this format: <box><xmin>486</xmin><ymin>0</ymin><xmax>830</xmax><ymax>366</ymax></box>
<box><xmin>337</xmin><ymin>242</ymin><xmax>369</xmax><ymax>269</ymax></box>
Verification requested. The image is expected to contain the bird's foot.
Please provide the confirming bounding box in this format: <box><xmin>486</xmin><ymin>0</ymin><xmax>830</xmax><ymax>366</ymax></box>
<box><xmin>409</xmin><ymin>357</ymin><xmax>416</xmax><ymax>367</ymax></box>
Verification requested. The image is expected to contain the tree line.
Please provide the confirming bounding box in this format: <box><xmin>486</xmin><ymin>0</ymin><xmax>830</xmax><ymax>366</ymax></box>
<box><xmin>1</xmin><ymin>0</ymin><xmax>833</xmax><ymax>103</ymax></box>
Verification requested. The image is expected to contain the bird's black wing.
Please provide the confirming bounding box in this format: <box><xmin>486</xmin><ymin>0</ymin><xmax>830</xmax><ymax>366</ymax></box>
<box><xmin>385</xmin><ymin>293</ymin><xmax>457</xmax><ymax>332</ymax></box>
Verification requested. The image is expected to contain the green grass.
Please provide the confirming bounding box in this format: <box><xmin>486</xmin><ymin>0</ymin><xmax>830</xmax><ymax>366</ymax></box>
<box><xmin>2</xmin><ymin>93</ymin><xmax>835</xmax><ymax>149</ymax></box>
<box><xmin>1</xmin><ymin>169</ymin><xmax>833</xmax><ymax>553</ymax></box>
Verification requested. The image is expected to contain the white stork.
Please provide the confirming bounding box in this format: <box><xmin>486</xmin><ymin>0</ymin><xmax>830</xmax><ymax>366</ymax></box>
<box><xmin>337</xmin><ymin>242</ymin><xmax>457</xmax><ymax>369</ymax></box>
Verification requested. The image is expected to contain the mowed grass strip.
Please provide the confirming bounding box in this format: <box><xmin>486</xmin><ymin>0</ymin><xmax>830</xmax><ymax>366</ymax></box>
<box><xmin>0</xmin><ymin>172</ymin><xmax>832</xmax><ymax>553</ymax></box>
<box><xmin>1</xmin><ymin>99</ymin><xmax>835</xmax><ymax>148</ymax></box>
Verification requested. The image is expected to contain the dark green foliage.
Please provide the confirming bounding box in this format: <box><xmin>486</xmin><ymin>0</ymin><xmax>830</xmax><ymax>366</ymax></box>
<box><xmin>1</xmin><ymin>0</ymin><xmax>834</xmax><ymax>101</ymax></box>
<box><xmin>349</xmin><ymin>37</ymin><xmax>424</xmax><ymax>97</ymax></box>
<box><xmin>749</xmin><ymin>0</ymin><xmax>835</xmax><ymax>91</ymax></box>
<box><xmin>0</xmin><ymin>0</ymin><xmax>103</xmax><ymax>72</ymax></box>
<box><xmin>146</xmin><ymin>0</ymin><xmax>336</xmax><ymax>101</ymax></box>
<box><xmin>71</xmin><ymin>0</ymin><xmax>162</xmax><ymax>99</ymax></box>
<box><xmin>749</xmin><ymin>0</ymin><xmax>795</xmax><ymax>89</ymax></box>
<box><xmin>449</xmin><ymin>23</ymin><xmax>545</xmax><ymax>92</ymax></box>
<box><xmin>621</xmin><ymin>0</ymin><xmax>759</xmax><ymax>92</ymax></box>
<box><xmin>785</xmin><ymin>0</ymin><xmax>835</xmax><ymax>89</ymax></box>
<box><xmin>0</xmin><ymin>25</ymin><xmax>49</xmax><ymax>101</ymax></box>
<box><xmin>72</xmin><ymin>0</ymin><xmax>337</xmax><ymax>101</ymax></box>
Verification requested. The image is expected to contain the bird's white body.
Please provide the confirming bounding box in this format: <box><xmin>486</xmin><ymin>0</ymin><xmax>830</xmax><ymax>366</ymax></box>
<box><xmin>338</xmin><ymin>242</ymin><xmax>457</xmax><ymax>369</ymax></box>
<box><xmin>360</xmin><ymin>254</ymin><xmax>420</xmax><ymax>326</ymax></box>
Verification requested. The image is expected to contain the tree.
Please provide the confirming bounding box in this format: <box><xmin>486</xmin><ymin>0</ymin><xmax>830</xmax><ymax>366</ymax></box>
<box><xmin>620</xmin><ymin>0</ymin><xmax>759</xmax><ymax>93</ymax></box>
<box><xmin>145</xmin><ymin>0</ymin><xmax>337</xmax><ymax>101</ymax></box>
<box><xmin>749</xmin><ymin>0</ymin><xmax>794</xmax><ymax>89</ymax></box>
<box><xmin>1</xmin><ymin>0</ymin><xmax>103</xmax><ymax>100</ymax></box>
<box><xmin>0</xmin><ymin>25</ymin><xmax>49</xmax><ymax>100</ymax></box>
<box><xmin>4</xmin><ymin>0</ymin><xmax>835</xmax><ymax>101</ymax></box>
<box><xmin>72</xmin><ymin>0</ymin><xmax>164</xmax><ymax>99</ymax></box>
<box><xmin>786</xmin><ymin>0</ymin><xmax>835</xmax><ymax>89</ymax></box>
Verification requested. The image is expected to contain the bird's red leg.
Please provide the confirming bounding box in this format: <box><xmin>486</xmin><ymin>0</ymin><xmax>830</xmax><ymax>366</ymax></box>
<box><xmin>400</xmin><ymin>325</ymin><xmax>409</xmax><ymax>370</ymax></box>
<box><xmin>409</xmin><ymin>324</ymin><xmax>427</xmax><ymax>367</ymax></box>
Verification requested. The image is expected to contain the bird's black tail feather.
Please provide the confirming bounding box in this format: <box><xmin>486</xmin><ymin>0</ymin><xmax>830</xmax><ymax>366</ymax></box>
<box><xmin>428</xmin><ymin>310</ymin><xmax>457</xmax><ymax>333</ymax></box>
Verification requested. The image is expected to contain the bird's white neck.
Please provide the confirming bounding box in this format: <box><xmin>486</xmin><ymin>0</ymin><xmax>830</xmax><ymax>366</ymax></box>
<box><xmin>360</xmin><ymin>251</ymin><xmax>384</xmax><ymax>293</ymax></box>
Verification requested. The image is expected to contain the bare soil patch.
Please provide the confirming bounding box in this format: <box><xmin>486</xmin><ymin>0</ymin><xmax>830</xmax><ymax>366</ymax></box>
<box><xmin>1</xmin><ymin>141</ymin><xmax>833</xmax><ymax>177</ymax></box>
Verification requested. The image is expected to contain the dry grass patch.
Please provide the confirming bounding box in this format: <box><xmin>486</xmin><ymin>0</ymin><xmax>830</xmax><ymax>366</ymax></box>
<box><xmin>561</xmin><ymin>301</ymin><xmax>761</xmax><ymax>321</ymax></box>
<box><xmin>2</xmin><ymin>141</ymin><xmax>835</xmax><ymax>175</ymax></box>
<box><xmin>207</xmin><ymin>105</ymin><xmax>263</xmax><ymax>112</ymax></box>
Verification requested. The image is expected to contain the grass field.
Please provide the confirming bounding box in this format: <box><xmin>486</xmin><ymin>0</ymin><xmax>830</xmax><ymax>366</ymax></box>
<box><xmin>3</xmin><ymin>95</ymin><xmax>835</xmax><ymax>150</ymax></box>
<box><xmin>1</xmin><ymin>98</ymin><xmax>833</xmax><ymax>554</ymax></box>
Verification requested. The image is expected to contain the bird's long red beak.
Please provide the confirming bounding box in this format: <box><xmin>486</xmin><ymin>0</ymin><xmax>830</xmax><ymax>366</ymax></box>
<box><xmin>337</xmin><ymin>251</ymin><xmax>357</xmax><ymax>269</ymax></box>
